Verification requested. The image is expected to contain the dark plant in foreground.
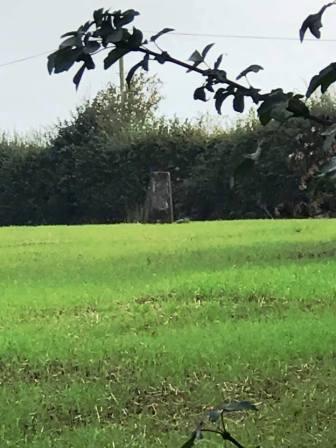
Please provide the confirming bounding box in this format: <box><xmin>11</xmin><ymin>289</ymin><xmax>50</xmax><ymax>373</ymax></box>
<box><xmin>48</xmin><ymin>3</ymin><xmax>336</xmax><ymax>126</ymax></box>
<box><xmin>180</xmin><ymin>400</ymin><xmax>258</xmax><ymax>447</ymax></box>
<box><xmin>48</xmin><ymin>3</ymin><xmax>336</xmax><ymax>179</ymax></box>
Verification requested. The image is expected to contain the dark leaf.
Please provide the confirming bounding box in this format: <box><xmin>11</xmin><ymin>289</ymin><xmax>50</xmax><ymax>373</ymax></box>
<box><xmin>215</xmin><ymin>69</ymin><xmax>227</xmax><ymax>82</ymax></box>
<box><xmin>126</xmin><ymin>60</ymin><xmax>144</xmax><ymax>88</ymax></box>
<box><xmin>79</xmin><ymin>21</ymin><xmax>94</xmax><ymax>33</ymax></box>
<box><xmin>84</xmin><ymin>40</ymin><xmax>100</xmax><ymax>54</ymax></box>
<box><xmin>59</xmin><ymin>35</ymin><xmax>82</xmax><ymax>49</ymax></box>
<box><xmin>215</xmin><ymin>88</ymin><xmax>233</xmax><ymax>114</ymax></box>
<box><xmin>194</xmin><ymin>87</ymin><xmax>207</xmax><ymax>102</ymax></box>
<box><xmin>233</xmin><ymin>93</ymin><xmax>245</xmax><ymax>113</ymax></box>
<box><xmin>214</xmin><ymin>54</ymin><xmax>223</xmax><ymax>70</ymax></box>
<box><xmin>48</xmin><ymin>48</ymin><xmax>83</xmax><ymax>74</ymax></box>
<box><xmin>300</xmin><ymin>3</ymin><xmax>336</xmax><ymax>42</ymax></box>
<box><xmin>189</xmin><ymin>50</ymin><xmax>203</xmax><ymax>64</ymax></box>
<box><xmin>47</xmin><ymin>52</ymin><xmax>56</xmax><ymax>75</ymax></box>
<box><xmin>201</xmin><ymin>43</ymin><xmax>214</xmax><ymax>59</ymax></box>
<box><xmin>187</xmin><ymin>50</ymin><xmax>205</xmax><ymax>72</ymax></box>
<box><xmin>143</xmin><ymin>54</ymin><xmax>150</xmax><ymax>71</ymax></box>
<box><xmin>73</xmin><ymin>64</ymin><xmax>86</xmax><ymax>90</ymax></box>
<box><xmin>128</xmin><ymin>27</ymin><xmax>144</xmax><ymax>49</ymax></box>
<box><xmin>123</xmin><ymin>9</ymin><xmax>140</xmax><ymax>18</ymax></box>
<box><xmin>83</xmin><ymin>33</ymin><xmax>92</xmax><ymax>46</ymax></box>
<box><xmin>205</xmin><ymin>82</ymin><xmax>215</xmax><ymax>92</ymax></box>
<box><xmin>61</xmin><ymin>31</ymin><xmax>78</xmax><ymax>38</ymax></box>
<box><xmin>257</xmin><ymin>103</ymin><xmax>273</xmax><ymax>126</ymax></box>
<box><xmin>287</xmin><ymin>95</ymin><xmax>310</xmax><ymax>118</ymax></box>
<box><xmin>236</xmin><ymin>64</ymin><xmax>264</xmax><ymax>80</ymax></box>
<box><xmin>105</xmin><ymin>29</ymin><xmax>125</xmax><ymax>44</ymax></box>
<box><xmin>214</xmin><ymin>89</ymin><xmax>225</xmax><ymax>113</ymax></box>
<box><xmin>250</xmin><ymin>88</ymin><xmax>262</xmax><ymax>104</ymax></box>
<box><xmin>257</xmin><ymin>89</ymin><xmax>289</xmax><ymax>125</ymax></box>
<box><xmin>114</xmin><ymin>9</ymin><xmax>140</xmax><ymax>28</ymax></box>
<box><xmin>78</xmin><ymin>53</ymin><xmax>95</xmax><ymax>70</ymax></box>
<box><xmin>150</xmin><ymin>28</ymin><xmax>175</xmax><ymax>42</ymax></box>
<box><xmin>93</xmin><ymin>8</ymin><xmax>104</xmax><ymax>26</ymax></box>
<box><xmin>93</xmin><ymin>21</ymin><xmax>114</xmax><ymax>41</ymax></box>
<box><xmin>104</xmin><ymin>47</ymin><xmax>129</xmax><ymax>70</ymax></box>
<box><xmin>222</xmin><ymin>401</ymin><xmax>258</xmax><ymax>412</ymax></box>
<box><xmin>306</xmin><ymin>63</ymin><xmax>336</xmax><ymax>98</ymax></box>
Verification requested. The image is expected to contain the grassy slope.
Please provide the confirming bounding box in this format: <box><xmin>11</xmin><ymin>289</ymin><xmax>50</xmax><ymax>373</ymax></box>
<box><xmin>0</xmin><ymin>220</ymin><xmax>335</xmax><ymax>447</ymax></box>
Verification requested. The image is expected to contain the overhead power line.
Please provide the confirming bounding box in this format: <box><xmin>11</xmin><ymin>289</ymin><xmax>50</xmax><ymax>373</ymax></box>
<box><xmin>0</xmin><ymin>31</ymin><xmax>336</xmax><ymax>70</ymax></box>
<box><xmin>0</xmin><ymin>50</ymin><xmax>119</xmax><ymax>77</ymax></box>
<box><xmin>145</xmin><ymin>30</ymin><xmax>336</xmax><ymax>43</ymax></box>
<box><xmin>0</xmin><ymin>50</ymin><xmax>51</xmax><ymax>68</ymax></box>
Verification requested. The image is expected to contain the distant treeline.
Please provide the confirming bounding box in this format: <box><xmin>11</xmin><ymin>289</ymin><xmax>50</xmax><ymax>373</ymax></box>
<box><xmin>1</xmin><ymin>78</ymin><xmax>336</xmax><ymax>225</ymax></box>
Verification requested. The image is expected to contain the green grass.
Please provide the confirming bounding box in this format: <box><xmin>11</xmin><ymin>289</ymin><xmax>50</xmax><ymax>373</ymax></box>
<box><xmin>0</xmin><ymin>220</ymin><xmax>336</xmax><ymax>447</ymax></box>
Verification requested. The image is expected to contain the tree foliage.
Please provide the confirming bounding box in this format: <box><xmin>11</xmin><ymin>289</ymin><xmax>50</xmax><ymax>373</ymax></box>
<box><xmin>57</xmin><ymin>74</ymin><xmax>162</xmax><ymax>144</ymax></box>
<box><xmin>48</xmin><ymin>3</ymin><xmax>336</xmax><ymax>130</ymax></box>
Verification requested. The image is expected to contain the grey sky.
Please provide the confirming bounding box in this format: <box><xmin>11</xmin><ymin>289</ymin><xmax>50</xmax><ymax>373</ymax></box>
<box><xmin>1</xmin><ymin>0</ymin><xmax>336</xmax><ymax>133</ymax></box>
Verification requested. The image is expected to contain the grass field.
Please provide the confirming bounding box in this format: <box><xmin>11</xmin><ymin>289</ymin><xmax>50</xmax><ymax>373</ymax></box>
<box><xmin>0</xmin><ymin>220</ymin><xmax>336</xmax><ymax>447</ymax></box>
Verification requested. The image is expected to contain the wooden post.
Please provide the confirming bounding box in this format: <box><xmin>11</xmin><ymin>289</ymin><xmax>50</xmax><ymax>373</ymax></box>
<box><xmin>119</xmin><ymin>57</ymin><xmax>125</xmax><ymax>93</ymax></box>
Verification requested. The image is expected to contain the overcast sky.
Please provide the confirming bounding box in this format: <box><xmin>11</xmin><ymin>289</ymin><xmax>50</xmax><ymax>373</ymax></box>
<box><xmin>1</xmin><ymin>0</ymin><xmax>336</xmax><ymax>133</ymax></box>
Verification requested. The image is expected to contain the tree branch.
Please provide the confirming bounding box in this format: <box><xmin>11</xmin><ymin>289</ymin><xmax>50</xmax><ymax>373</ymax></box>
<box><xmin>222</xmin><ymin>431</ymin><xmax>246</xmax><ymax>448</ymax></box>
<box><xmin>136</xmin><ymin>47</ymin><xmax>265</xmax><ymax>100</ymax></box>
<box><xmin>49</xmin><ymin>5</ymin><xmax>336</xmax><ymax>129</ymax></box>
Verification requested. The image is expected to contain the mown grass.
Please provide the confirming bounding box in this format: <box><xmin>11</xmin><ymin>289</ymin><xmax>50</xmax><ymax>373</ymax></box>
<box><xmin>0</xmin><ymin>220</ymin><xmax>335</xmax><ymax>447</ymax></box>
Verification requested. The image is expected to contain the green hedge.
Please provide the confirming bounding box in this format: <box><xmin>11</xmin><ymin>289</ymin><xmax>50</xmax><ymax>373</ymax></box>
<box><xmin>0</xmin><ymin>106</ymin><xmax>335</xmax><ymax>225</ymax></box>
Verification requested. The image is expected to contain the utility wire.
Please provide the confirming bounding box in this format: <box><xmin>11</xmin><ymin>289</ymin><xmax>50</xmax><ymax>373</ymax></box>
<box><xmin>0</xmin><ymin>50</ymin><xmax>119</xmax><ymax>76</ymax></box>
<box><xmin>0</xmin><ymin>50</ymin><xmax>51</xmax><ymax>68</ymax></box>
<box><xmin>0</xmin><ymin>49</ymin><xmax>117</xmax><ymax>72</ymax></box>
<box><xmin>145</xmin><ymin>30</ymin><xmax>336</xmax><ymax>42</ymax></box>
<box><xmin>0</xmin><ymin>31</ymin><xmax>335</xmax><ymax>70</ymax></box>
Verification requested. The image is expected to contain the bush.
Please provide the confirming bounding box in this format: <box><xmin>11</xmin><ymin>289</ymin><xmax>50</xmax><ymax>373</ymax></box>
<box><xmin>1</xmin><ymin>87</ymin><xmax>336</xmax><ymax>226</ymax></box>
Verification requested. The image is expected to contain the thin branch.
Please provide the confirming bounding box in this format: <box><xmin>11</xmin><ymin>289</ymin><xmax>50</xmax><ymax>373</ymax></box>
<box><xmin>136</xmin><ymin>47</ymin><xmax>336</xmax><ymax>126</ymax></box>
<box><xmin>135</xmin><ymin>47</ymin><xmax>265</xmax><ymax>100</ymax></box>
<box><xmin>222</xmin><ymin>431</ymin><xmax>246</xmax><ymax>448</ymax></box>
<box><xmin>51</xmin><ymin>7</ymin><xmax>336</xmax><ymax>128</ymax></box>
<box><xmin>221</xmin><ymin>412</ymin><xmax>227</xmax><ymax>432</ymax></box>
<box><xmin>92</xmin><ymin>44</ymin><xmax>336</xmax><ymax>127</ymax></box>
<box><xmin>88</xmin><ymin>42</ymin><xmax>335</xmax><ymax>126</ymax></box>
<box><xmin>200</xmin><ymin>428</ymin><xmax>246</xmax><ymax>448</ymax></box>
<box><xmin>202</xmin><ymin>429</ymin><xmax>224</xmax><ymax>436</ymax></box>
